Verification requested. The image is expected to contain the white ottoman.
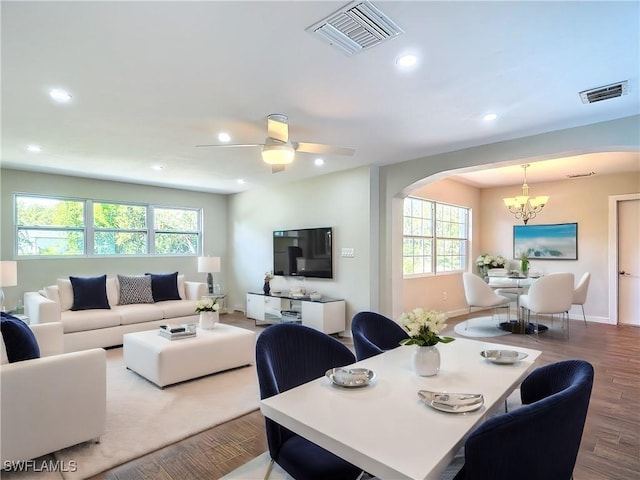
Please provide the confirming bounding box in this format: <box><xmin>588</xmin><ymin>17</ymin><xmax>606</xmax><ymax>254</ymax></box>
<box><xmin>123</xmin><ymin>324</ymin><xmax>256</xmax><ymax>387</ymax></box>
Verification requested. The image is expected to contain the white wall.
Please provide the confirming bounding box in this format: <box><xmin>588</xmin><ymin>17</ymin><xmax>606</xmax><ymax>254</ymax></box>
<box><xmin>0</xmin><ymin>169</ymin><xmax>228</xmax><ymax>310</ymax></box>
<box><xmin>227</xmin><ymin>166</ymin><xmax>375</xmax><ymax>334</ymax></box>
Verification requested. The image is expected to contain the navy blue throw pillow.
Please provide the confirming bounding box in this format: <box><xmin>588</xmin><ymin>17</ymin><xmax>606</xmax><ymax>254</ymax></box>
<box><xmin>70</xmin><ymin>275</ymin><xmax>110</xmax><ymax>311</ymax></box>
<box><xmin>1</xmin><ymin>312</ymin><xmax>40</xmax><ymax>363</ymax></box>
<box><xmin>146</xmin><ymin>272</ymin><xmax>181</xmax><ymax>302</ymax></box>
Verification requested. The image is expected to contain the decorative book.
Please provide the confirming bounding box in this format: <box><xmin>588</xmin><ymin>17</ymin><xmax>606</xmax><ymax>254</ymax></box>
<box><xmin>159</xmin><ymin>323</ymin><xmax>197</xmax><ymax>340</ymax></box>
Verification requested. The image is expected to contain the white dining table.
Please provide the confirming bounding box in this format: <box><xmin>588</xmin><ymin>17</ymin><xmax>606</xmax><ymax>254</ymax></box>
<box><xmin>260</xmin><ymin>338</ymin><xmax>542</xmax><ymax>480</ymax></box>
<box><xmin>488</xmin><ymin>276</ymin><xmax>539</xmax><ymax>333</ymax></box>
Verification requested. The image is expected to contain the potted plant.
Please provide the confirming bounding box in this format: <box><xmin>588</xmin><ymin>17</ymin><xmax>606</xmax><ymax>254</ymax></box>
<box><xmin>520</xmin><ymin>253</ymin><xmax>530</xmax><ymax>276</ymax></box>
<box><xmin>195</xmin><ymin>297</ymin><xmax>220</xmax><ymax>329</ymax></box>
<box><xmin>398</xmin><ymin>308</ymin><xmax>454</xmax><ymax>376</ymax></box>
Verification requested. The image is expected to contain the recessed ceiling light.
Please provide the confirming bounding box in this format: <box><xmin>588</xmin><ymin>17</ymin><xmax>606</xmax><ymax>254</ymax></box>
<box><xmin>237</xmin><ymin>179</ymin><xmax>245</xmax><ymax>184</ymax></box>
<box><xmin>49</xmin><ymin>89</ymin><xmax>72</xmax><ymax>103</ymax></box>
<box><xmin>218</xmin><ymin>132</ymin><xmax>231</xmax><ymax>143</ymax></box>
<box><xmin>483</xmin><ymin>113</ymin><xmax>498</xmax><ymax>121</ymax></box>
<box><xmin>396</xmin><ymin>54</ymin><xmax>417</xmax><ymax>67</ymax></box>
<box><xmin>26</xmin><ymin>145</ymin><xmax>42</xmax><ymax>153</ymax></box>
<box><xmin>314</xmin><ymin>158</ymin><xmax>325</xmax><ymax>166</ymax></box>
<box><xmin>151</xmin><ymin>165</ymin><xmax>163</xmax><ymax>171</ymax></box>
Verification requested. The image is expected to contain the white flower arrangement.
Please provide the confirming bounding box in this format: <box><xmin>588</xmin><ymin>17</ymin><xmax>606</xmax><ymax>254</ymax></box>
<box><xmin>398</xmin><ymin>307</ymin><xmax>455</xmax><ymax>347</ymax></box>
<box><xmin>475</xmin><ymin>254</ymin><xmax>507</xmax><ymax>269</ymax></box>
<box><xmin>264</xmin><ymin>271</ymin><xmax>274</xmax><ymax>283</ymax></box>
<box><xmin>195</xmin><ymin>297</ymin><xmax>220</xmax><ymax>313</ymax></box>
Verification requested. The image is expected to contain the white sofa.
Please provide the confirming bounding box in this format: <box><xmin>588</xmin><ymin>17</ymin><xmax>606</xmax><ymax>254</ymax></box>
<box><xmin>24</xmin><ymin>276</ymin><xmax>206</xmax><ymax>352</ymax></box>
<box><xmin>1</xmin><ymin>322</ymin><xmax>107</xmax><ymax>463</ymax></box>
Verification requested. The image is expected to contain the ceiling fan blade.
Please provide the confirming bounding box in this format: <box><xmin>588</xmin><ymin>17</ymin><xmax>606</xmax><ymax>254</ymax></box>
<box><xmin>267</xmin><ymin>114</ymin><xmax>289</xmax><ymax>143</ymax></box>
<box><xmin>195</xmin><ymin>144</ymin><xmax>263</xmax><ymax>148</ymax></box>
<box><xmin>295</xmin><ymin>142</ymin><xmax>355</xmax><ymax>156</ymax></box>
<box><xmin>271</xmin><ymin>165</ymin><xmax>286</xmax><ymax>174</ymax></box>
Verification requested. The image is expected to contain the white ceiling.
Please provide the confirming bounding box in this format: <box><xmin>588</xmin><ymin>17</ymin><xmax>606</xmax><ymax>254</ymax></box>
<box><xmin>2</xmin><ymin>1</ymin><xmax>639</xmax><ymax>194</ymax></box>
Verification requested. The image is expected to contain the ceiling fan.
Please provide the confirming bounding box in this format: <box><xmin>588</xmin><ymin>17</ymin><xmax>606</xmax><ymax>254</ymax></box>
<box><xmin>196</xmin><ymin>114</ymin><xmax>355</xmax><ymax>173</ymax></box>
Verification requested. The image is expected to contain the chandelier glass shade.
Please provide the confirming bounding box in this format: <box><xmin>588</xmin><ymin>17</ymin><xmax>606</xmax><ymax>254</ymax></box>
<box><xmin>503</xmin><ymin>164</ymin><xmax>549</xmax><ymax>224</ymax></box>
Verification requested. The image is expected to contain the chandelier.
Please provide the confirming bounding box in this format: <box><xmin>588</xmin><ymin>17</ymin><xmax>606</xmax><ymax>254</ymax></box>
<box><xmin>503</xmin><ymin>164</ymin><xmax>549</xmax><ymax>224</ymax></box>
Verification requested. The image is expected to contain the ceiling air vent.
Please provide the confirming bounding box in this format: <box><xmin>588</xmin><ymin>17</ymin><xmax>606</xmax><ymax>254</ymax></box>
<box><xmin>306</xmin><ymin>1</ymin><xmax>403</xmax><ymax>56</ymax></box>
<box><xmin>579</xmin><ymin>81</ymin><xmax>628</xmax><ymax>104</ymax></box>
<box><xmin>567</xmin><ymin>171</ymin><xmax>596</xmax><ymax>179</ymax></box>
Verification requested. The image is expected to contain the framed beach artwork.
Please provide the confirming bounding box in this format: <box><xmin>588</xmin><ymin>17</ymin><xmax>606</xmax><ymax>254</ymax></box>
<box><xmin>513</xmin><ymin>223</ymin><xmax>578</xmax><ymax>260</ymax></box>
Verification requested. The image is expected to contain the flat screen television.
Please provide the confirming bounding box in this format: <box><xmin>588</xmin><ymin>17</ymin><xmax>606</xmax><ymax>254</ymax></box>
<box><xmin>273</xmin><ymin>227</ymin><xmax>333</xmax><ymax>278</ymax></box>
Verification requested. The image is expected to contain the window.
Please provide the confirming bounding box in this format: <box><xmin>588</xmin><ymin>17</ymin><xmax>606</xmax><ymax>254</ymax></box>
<box><xmin>16</xmin><ymin>194</ymin><xmax>201</xmax><ymax>257</ymax></box>
<box><xmin>153</xmin><ymin>207</ymin><xmax>199</xmax><ymax>255</ymax></box>
<box><xmin>17</xmin><ymin>196</ymin><xmax>85</xmax><ymax>256</ymax></box>
<box><xmin>94</xmin><ymin>202</ymin><xmax>147</xmax><ymax>255</ymax></box>
<box><xmin>403</xmin><ymin>197</ymin><xmax>469</xmax><ymax>276</ymax></box>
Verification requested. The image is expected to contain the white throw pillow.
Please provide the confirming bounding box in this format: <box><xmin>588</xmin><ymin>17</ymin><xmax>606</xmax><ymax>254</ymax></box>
<box><xmin>0</xmin><ymin>335</ymin><xmax>8</xmax><ymax>365</ymax></box>
<box><xmin>106</xmin><ymin>277</ymin><xmax>119</xmax><ymax>307</ymax></box>
<box><xmin>178</xmin><ymin>274</ymin><xmax>186</xmax><ymax>300</ymax></box>
<box><xmin>44</xmin><ymin>285</ymin><xmax>61</xmax><ymax>305</ymax></box>
<box><xmin>56</xmin><ymin>278</ymin><xmax>73</xmax><ymax>311</ymax></box>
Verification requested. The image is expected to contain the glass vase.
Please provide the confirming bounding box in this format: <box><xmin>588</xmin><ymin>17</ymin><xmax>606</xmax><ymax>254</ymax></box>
<box><xmin>413</xmin><ymin>345</ymin><xmax>440</xmax><ymax>376</ymax></box>
<box><xmin>199</xmin><ymin>311</ymin><xmax>219</xmax><ymax>330</ymax></box>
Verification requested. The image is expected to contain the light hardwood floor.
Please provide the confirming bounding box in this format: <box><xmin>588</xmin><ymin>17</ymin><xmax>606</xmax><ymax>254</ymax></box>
<box><xmin>92</xmin><ymin>311</ymin><xmax>640</xmax><ymax>480</ymax></box>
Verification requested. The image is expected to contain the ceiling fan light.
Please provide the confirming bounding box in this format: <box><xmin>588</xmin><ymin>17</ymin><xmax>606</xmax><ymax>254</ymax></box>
<box><xmin>262</xmin><ymin>142</ymin><xmax>295</xmax><ymax>165</ymax></box>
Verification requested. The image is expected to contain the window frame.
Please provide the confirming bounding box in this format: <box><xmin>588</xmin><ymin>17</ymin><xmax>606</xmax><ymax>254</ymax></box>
<box><xmin>402</xmin><ymin>196</ymin><xmax>470</xmax><ymax>277</ymax></box>
<box><xmin>15</xmin><ymin>194</ymin><xmax>203</xmax><ymax>258</ymax></box>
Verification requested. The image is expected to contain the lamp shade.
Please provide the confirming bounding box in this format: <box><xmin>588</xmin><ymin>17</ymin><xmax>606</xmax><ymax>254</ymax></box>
<box><xmin>0</xmin><ymin>261</ymin><xmax>17</xmax><ymax>287</ymax></box>
<box><xmin>198</xmin><ymin>256</ymin><xmax>221</xmax><ymax>273</ymax></box>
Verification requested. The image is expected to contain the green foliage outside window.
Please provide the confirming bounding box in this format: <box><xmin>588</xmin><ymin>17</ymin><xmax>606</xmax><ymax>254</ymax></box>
<box><xmin>16</xmin><ymin>195</ymin><xmax>201</xmax><ymax>257</ymax></box>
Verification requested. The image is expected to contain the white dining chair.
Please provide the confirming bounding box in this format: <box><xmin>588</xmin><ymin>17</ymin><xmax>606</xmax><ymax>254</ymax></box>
<box><xmin>519</xmin><ymin>272</ymin><xmax>575</xmax><ymax>338</ymax></box>
<box><xmin>572</xmin><ymin>272</ymin><xmax>591</xmax><ymax>327</ymax></box>
<box><xmin>462</xmin><ymin>273</ymin><xmax>512</xmax><ymax>330</ymax></box>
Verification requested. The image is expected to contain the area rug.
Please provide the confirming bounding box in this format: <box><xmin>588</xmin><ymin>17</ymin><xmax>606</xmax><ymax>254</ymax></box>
<box><xmin>453</xmin><ymin>315</ymin><xmax>511</xmax><ymax>338</ymax></box>
<box><xmin>2</xmin><ymin>348</ymin><xmax>259</xmax><ymax>480</ymax></box>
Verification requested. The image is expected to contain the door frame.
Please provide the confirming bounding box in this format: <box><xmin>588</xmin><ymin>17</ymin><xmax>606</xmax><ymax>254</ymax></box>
<box><xmin>608</xmin><ymin>193</ymin><xmax>640</xmax><ymax>325</ymax></box>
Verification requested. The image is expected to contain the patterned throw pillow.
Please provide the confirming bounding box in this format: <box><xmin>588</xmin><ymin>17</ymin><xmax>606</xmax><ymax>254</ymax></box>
<box><xmin>118</xmin><ymin>275</ymin><xmax>154</xmax><ymax>305</ymax></box>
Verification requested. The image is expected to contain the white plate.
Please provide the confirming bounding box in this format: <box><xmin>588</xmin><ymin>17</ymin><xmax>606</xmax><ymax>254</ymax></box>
<box><xmin>418</xmin><ymin>390</ymin><xmax>484</xmax><ymax>413</ymax></box>
<box><xmin>481</xmin><ymin>349</ymin><xmax>528</xmax><ymax>364</ymax></box>
<box><xmin>429</xmin><ymin>400</ymin><xmax>484</xmax><ymax>413</ymax></box>
<box><xmin>325</xmin><ymin>368</ymin><xmax>376</xmax><ymax>388</ymax></box>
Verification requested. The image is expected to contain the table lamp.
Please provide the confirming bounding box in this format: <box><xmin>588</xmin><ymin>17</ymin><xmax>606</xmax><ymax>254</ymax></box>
<box><xmin>197</xmin><ymin>256</ymin><xmax>221</xmax><ymax>295</ymax></box>
<box><xmin>0</xmin><ymin>261</ymin><xmax>18</xmax><ymax>312</ymax></box>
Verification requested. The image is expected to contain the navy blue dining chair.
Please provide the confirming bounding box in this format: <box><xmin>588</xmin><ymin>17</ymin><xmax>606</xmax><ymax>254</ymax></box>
<box><xmin>453</xmin><ymin>359</ymin><xmax>594</xmax><ymax>480</ymax></box>
<box><xmin>255</xmin><ymin>323</ymin><xmax>363</xmax><ymax>480</ymax></box>
<box><xmin>351</xmin><ymin>311</ymin><xmax>409</xmax><ymax>361</ymax></box>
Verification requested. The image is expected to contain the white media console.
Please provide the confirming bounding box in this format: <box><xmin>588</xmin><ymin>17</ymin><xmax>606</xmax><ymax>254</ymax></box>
<box><xmin>245</xmin><ymin>292</ymin><xmax>345</xmax><ymax>335</ymax></box>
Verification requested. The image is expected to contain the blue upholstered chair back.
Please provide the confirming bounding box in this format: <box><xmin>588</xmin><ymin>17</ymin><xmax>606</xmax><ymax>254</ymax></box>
<box><xmin>351</xmin><ymin>311</ymin><xmax>409</xmax><ymax>361</ymax></box>
<box><xmin>454</xmin><ymin>359</ymin><xmax>594</xmax><ymax>480</ymax></box>
<box><xmin>255</xmin><ymin>323</ymin><xmax>356</xmax><ymax>464</ymax></box>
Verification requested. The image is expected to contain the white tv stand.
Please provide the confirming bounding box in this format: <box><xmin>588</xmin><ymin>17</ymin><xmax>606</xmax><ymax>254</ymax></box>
<box><xmin>245</xmin><ymin>292</ymin><xmax>345</xmax><ymax>335</ymax></box>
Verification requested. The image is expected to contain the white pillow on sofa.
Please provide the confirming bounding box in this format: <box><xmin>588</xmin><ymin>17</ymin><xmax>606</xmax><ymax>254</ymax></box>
<box><xmin>44</xmin><ymin>285</ymin><xmax>60</xmax><ymax>305</ymax></box>
<box><xmin>106</xmin><ymin>277</ymin><xmax>119</xmax><ymax>306</ymax></box>
<box><xmin>56</xmin><ymin>278</ymin><xmax>73</xmax><ymax>312</ymax></box>
<box><xmin>178</xmin><ymin>274</ymin><xmax>186</xmax><ymax>300</ymax></box>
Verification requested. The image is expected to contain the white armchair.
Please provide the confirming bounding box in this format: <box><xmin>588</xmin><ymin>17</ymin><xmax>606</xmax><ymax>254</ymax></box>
<box><xmin>1</xmin><ymin>322</ymin><xmax>107</xmax><ymax>463</ymax></box>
